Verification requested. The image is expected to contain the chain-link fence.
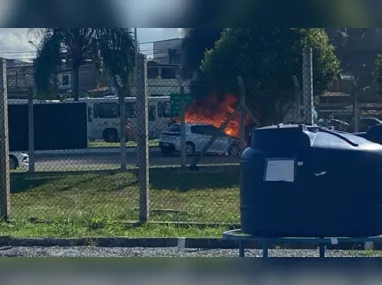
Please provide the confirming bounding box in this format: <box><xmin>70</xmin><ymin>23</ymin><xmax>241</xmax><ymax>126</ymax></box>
<box><xmin>315</xmin><ymin>48</ymin><xmax>382</xmax><ymax>135</ymax></box>
<box><xmin>0</xmin><ymin>47</ymin><xmax>323</xmax><ymax>228</ymax></box>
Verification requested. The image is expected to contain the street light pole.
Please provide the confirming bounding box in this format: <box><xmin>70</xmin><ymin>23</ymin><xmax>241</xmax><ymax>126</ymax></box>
<box><xmin>134</xmin><ymin>28</ymin><xmax>138</xmax><ymax>62</ymax></box>
<box><xmin>28</xmin><ymin>40</ymin><xmax>38</xmax><ymax>50</ymax></box>
<box><xmin>133</xmin><ymin>28</ymin><xmax>138</xmax><ymax>98</ymax></box>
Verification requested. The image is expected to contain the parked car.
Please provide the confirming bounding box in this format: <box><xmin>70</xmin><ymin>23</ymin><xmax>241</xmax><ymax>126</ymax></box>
<box><xmin>327</xmin><ymin>119</ymin><xmax>349</xmax><ymax>131</ymax></box>
<box><xmin>349</xmin><ymin>117</ymin><xmax>382</xmax><ymax>132</ymax></box>
<box><xmin>9</xmin><ymin>152</ymin><xmax>29</xmax><ymax>170</ymax></box>
<box><xmin>159</xmin><ymin>123</ymin><xmax>241</xmax><ymax>156</ymax></box>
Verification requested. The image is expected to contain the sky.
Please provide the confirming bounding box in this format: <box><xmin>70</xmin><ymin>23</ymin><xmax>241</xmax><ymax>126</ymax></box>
<box><xmin>0</xmin><ymin>28</ymin><xmax>183</xmax><ymax>62</ymax></box>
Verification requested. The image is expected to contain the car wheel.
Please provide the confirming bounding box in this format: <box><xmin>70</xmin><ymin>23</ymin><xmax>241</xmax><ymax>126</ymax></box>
<box><xmin>185</xmin><ymin>142</ymin><xmax>195</xmax><ymax>156</ymax></box>
<box><xmin>228</xmin><ymin>144</ymin><xmax>240</xmax><ymax>156</ymax></box>
<box><xmin>103</xmin><ymin>129</ymin><xmax>118</xmax><ymax>143</ymax></box>
<box><xmin>9</xmin><ymin>155</ymin><xmax>18</xmax><ymax>170</ymax></box>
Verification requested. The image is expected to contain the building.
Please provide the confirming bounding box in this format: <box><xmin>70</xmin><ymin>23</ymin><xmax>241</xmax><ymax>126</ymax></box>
<box><xmin>5</xmin><ymin>59</ymin><xmax>35</xmax><ymax>99</ymax></box>
<box><xmin>152</xmin><ymin>38</ymin><xmax>182</xmax><ymax>64</ymax></box>
<box><xmin>56</xmin><ymin>63</ymin><xmax>112</xmax><ymax>97</ymax></box>
<box><xmin>318</xmin><ymin>74</ymin><xmax>354</xmax><ymax>105</ymax></box>
<box><xmin>4</xmin><ymin>48</ymin><xmax>188</xmax><ymax>100</ymax></box>
<box><xmin>149</xmin><ymin>39</ymin><xmax>189</xmax><ymax>96</ymax></box>
<box><xmin>3</xmin><ymin>57</ymin><xmax>113</xmax><ymax>99</ymax></box>
<box><xmin>147</xmin><ymin>63</ymin><xmax>190</xmax><ymax>96</ymax></box>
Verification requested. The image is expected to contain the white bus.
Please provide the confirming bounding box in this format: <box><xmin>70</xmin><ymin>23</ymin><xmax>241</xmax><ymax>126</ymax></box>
<box><xmin>7</xmin><ymin>99</ymin><xmax>61</xmax><ymax>105</ymax></box>
<box><xmin>65</xmin><ymin>96</ymin><xmax>172</xmax><ymax>142</ymax></box>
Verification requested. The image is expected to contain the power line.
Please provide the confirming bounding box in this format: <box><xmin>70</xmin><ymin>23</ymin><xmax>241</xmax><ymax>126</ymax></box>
<box><xmin>0</xmin><ymin>44</ymin><xmax>183</xmax><ymax>62</ymax></box>
<box><xmin>0</xmin><ymin>38</ymin><xmax>184</xmax><ymax>55</ymax></box>
<box><xmin>0</xmin><ymin>46</ymin><xmax>181</xmax><ymax>55</ymax></box>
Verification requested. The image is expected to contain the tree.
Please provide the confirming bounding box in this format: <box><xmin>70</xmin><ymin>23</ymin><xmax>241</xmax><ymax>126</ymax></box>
<box><xmin>326</xmin><ymin>28</ymin><xmax>382</xmax><ymax>90</ymax></box>
<box><xmin>373</xmin><ymin>54</ymin><xmax>382</xmax><ymax>94</ymax></box>
<box><xmin>201</xmin><ymin>28</ymin><xmax>340</xmax><ymax>125</ymax></box>
<box><xmin>30</xmin><ymin>28</ymin><xmax>136</xmax><ymax>101</ymax></box>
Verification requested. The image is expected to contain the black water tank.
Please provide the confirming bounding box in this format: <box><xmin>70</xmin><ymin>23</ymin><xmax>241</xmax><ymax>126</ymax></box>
<box><xmin>241</xmin><ymin>124</ymin><xmax>382</xmax><ymax>238</ymax></box>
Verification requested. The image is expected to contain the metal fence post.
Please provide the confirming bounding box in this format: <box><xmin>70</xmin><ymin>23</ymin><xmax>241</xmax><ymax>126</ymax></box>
<box><xmin>237</xmin><ymin>76</ymin><xmax>246</xmax><ymax>152</ymax></box>
<box><xmin>352</xmin><ymin>84</ymin><xmax>359</xmax><ymax>132</ymax></box>
<box><xmin>136</xmin><ymin>53</ymin><xmax>149</xmax><ymax>222</ymax></box>
<box><xmin>302</xmin><ymin>47</ymin><xmax>314</xmax><ymax>125</ymax></box>
<box><xmin>132</xmin><ymin>28</ymin><xmax>138</xmax><ymax>98</ymax></box>
<box><xmin>116</xmin><ymin>75</ymin><xmax>127</xmax><ymax>171</ymax></box>
<box><xmin>0</xmin><ymin>58</ymin><xmax>10</xmax><ymax>220</ymax></box>
<box><xmin>292</xmin><ymin>76</ymin><xmax>301</xmax><ymax>123</ymax></box>
<box><xmin>177</xmin><ymin>76</ymin><xmax>186</xmax><ymax>168</ymax></box>
<box><xmin>28</xmin><ymin>87</ymin><xmax>35</xmax><ymax>173</ymax></box>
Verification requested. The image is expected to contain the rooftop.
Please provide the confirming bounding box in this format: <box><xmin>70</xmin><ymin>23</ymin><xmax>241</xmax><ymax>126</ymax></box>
<box><xmin>321</xmin><ymin>91</ymin><xmax>350</xmax><ymax>97</ymax></box>
<box><xmin>153</xmin><ymin>38</ymin><xmax>183</xmax><ymax>43</ymax></box>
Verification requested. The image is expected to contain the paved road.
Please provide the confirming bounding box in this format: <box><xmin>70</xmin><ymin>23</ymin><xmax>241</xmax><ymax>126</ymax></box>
<box><xmin>35</xmin><ymin>146</ymin><xmax>160</xmax><ymax>157</ymax></box>
<box><xmin>31</xmin><ymin>152</ymin><xmax>240</xmax><ymax>172</ymax></box>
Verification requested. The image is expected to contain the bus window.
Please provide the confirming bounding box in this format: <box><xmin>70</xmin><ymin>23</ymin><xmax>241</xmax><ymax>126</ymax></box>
<box><xmin>87</xmin><ymin>107</ymin><xmax>93</xmax><ymax>122</ymax></box>
<box><xmin>125</xmin><ymin>102</ymin><xmax>137</xmax><ymax>118</ymax></box>
<box><xmin>149</xmin><ymin>106</ymin><xmax>155</xmax><ymax>121</ymax></box>
<box><xmin>163</xmin><ymin>102</ymin><xmax>171</xmax><ymax>117</ymax></box>
<box><xmin>158</xmin><ymin>102</ymin><xmax>163</xmax><ymax>118</ymax></box>
<box><xmin>97</xmin><ymin>103</ymin><xmax>119</xmax><ymax>118</ymax></box>
<box><xmin>93</xmin><ymin>104</ymin><xmax>99</xmax><ymax>118</ymax></box>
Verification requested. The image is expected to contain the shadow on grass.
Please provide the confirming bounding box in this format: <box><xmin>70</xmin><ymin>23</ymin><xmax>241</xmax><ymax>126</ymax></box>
<box><xmin>10</xmin><ymin>175</ymin><xmax>98</xmax><ymax>194</ymax></box>
<box><xmin>10</xmin><ymin>169</ymin><xmax>240</xmax><ymax>194</ymax></box>
<box><xmin>10</xmin><ymin>172</ymin><xmax>138</xmax><ymax>194</ymax></box>
<box><xmin>149</xmin><ymin>168</ymin><xmax>240</xmax><ymax>191</ymax></box>
<box><xmin>10</xmin><ymin>178</ymin><xmax>53</xmax><ymax>194</ymax></box>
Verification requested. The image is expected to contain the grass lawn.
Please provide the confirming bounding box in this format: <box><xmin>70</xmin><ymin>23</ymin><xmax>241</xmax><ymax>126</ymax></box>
<box><xmin>5</xmin><ymin>169</ymin><xmax>240</xmax><ymax>238</ymax></box>
<box><xmin>89</xmin><ymin>140</ymin><xmax>159</xmax><ymax>148</ymax></box>
<box><xmin>0</xmin><ymin>221</ymin><xmax>229</xmax><ymax>238</ymax></box>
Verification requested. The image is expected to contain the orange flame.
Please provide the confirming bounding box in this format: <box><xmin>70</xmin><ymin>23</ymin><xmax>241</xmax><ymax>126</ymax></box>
<box><xmin>176</xmin><ymin>93</ymin><xmax>250</xmax><ymax>138</ymax></box>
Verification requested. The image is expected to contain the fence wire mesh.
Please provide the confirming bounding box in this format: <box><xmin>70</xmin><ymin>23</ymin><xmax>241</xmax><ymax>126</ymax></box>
<box><xmin>316</xmin><ymin>48</ymin><xmax>382</xmax><ymax>134</ymax></box>
<box><xmin>4</xmin><ymin>46</ymin><xmax>367</xmax><ymax>229</ymax></box>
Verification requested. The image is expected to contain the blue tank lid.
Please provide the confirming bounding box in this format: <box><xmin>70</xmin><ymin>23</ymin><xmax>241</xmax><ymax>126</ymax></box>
<box><xmin>251</xmin><ymin>124</ymin><xmax>382</xmax><ymax>151</ymax></box>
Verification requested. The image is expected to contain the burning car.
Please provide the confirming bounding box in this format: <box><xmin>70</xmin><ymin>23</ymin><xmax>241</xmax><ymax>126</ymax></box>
<box><xmin>159</xmin><ymin>123</ymin><xmax>241</xmax><ymax>156</ymax></box>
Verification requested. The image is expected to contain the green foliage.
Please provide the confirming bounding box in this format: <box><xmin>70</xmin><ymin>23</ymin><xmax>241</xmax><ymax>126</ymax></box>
<box><xmin>93</xmin><ymin>29</ymin><xmax>136</xmax><ymax>94</ymax></box>
<box><xmin>32</xmin><ymin>28</ymin><xmax>136</xmax><ymax>100</ymax></box>
<box><xmin>34</xmin><ymin>91</ymin><xmax>57</xmax><ymax>101</ymax></box>
<box><xmin>201</xmin><ymin>28</ymin><xmax>340</xmax><ymax>124</ymax></box>
<box><xmin>373</xmin><ymin>54</ymin><xmax>382</xmax><ymax>95</ymax></box>
<box><xmin>34</xmin><ymin>30</ymin><xmax>62</xmax><ymax>96</ymax></box>
<box><xmin>328</xmin><ymin>28</ymin><xmax>382</xmax><ymax>89</ymax></box>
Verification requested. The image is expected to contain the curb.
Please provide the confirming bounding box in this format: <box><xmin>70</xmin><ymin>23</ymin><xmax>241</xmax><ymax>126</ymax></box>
<box><xmin>35</xmin><ymin>147</ymin><xmax>161</xmax><ymax>158</ymax></box>
<box><xmin>0</xmin><ymin>237</ymin><xmax>378</xmax><ymax>250</ymax></box>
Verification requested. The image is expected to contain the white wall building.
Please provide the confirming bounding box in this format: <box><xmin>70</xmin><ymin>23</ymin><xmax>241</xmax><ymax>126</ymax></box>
<box><xmin>153</xmin><ymin>38</ymin><xmax>182</xmax><ymax>64</ymax></box>
<box><xmin>149</xmin><ymin>39</ymin><xmax>189</xmax><ymax>96</ymax></box>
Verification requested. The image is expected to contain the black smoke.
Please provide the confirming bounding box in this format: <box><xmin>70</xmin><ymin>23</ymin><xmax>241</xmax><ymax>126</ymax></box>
<box><xmin>180</xmin><ymin>28</ymin><xmax>224</xmax><ymax>101</ymax></box>
<box><xmin>180</xmin><ymin>28</ymin><xmax>223</xmax><ymax>79</ymax></box>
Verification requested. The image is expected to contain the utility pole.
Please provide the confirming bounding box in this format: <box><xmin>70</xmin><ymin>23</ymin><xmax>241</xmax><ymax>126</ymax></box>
<box><xmin>0</xmin><ymin>58</ymin><xmax>10</xmax><ymax>220</ymax></box>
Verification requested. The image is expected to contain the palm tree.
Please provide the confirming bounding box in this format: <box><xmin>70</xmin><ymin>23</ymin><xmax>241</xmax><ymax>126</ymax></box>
<box><xmin>29</xmin><ymin>28</ymin><xmax>136</xmax><ymax>101</ymax></box>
